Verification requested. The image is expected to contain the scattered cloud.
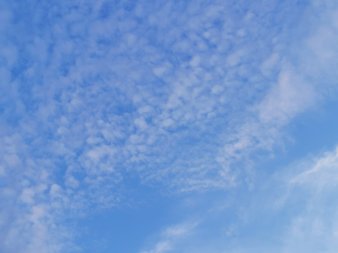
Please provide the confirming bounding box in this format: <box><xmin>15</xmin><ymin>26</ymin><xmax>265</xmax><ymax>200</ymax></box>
<box><xmin>1</xmin><ymin>0</ymin><xmax>338</xmax><ymax>252</ymax></box>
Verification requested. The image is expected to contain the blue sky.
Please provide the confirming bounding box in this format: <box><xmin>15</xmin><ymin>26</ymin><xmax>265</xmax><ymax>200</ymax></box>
<box><xmin>1</xmin><ymin>0</ymin><xmax>338</xmax><ymax>252</ymax></box>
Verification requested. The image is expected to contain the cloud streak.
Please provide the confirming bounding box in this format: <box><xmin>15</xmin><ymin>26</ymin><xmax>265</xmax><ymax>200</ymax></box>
<box><xmin>140</xmin><ymin>221</ymin><xmax>199</xmax><ymax>253</ymax></box>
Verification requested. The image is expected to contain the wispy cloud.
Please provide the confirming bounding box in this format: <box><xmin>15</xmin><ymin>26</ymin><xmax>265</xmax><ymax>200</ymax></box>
<box><xmin>291</xmin><ymin>147</ymin><xmax>338</xmax><ymax>188</ymax></box>
<box><xmin>140</xmin><ymin>221</ymin><xmax>199</xmax><ymax>253</ymax></box>
<box><xmin>1</xmin><ymin>0</ymin><xmax>338</xmax><ymax>252</ymax></box>
<box><xmin>277</xmin><ymin>145</ymin><xmax>338</xmax><ymax>253</ymax></box>
<box><xmin>143</xmin><ymin>144</ymin><xmax>338</xmax><ymax>253</ymax></box>
<box><xmin>217</xmin><ymin>1</ymin><xmax>338</xmax><ymax>183</ymax></box>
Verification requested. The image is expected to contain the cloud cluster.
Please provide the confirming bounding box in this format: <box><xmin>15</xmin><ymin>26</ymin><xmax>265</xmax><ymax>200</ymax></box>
<box><xmin>1</xmin><ymin>0</ymin><xmax>338</xmax><ymax>252</ymax></box>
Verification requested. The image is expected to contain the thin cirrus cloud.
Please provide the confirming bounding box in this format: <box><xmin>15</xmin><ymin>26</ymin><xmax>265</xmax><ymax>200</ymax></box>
<box><xmin>1</xmin><ymin>0</ymin><xmax>338</xmax><ymax>253</ymax></box>
<box><xmin>282</xmin><ymin>148</ymin><xmax>338</xmax><ymax>253</ymax></box>
<box><xmin>140</xmin><ymin>147</ymin><xmax>338</xmax><ymax>253</ymax></box>
<box><xmin>140</xmin><ymin>221</ymin><xmax>199</xmax><ymax>253</ymax></box>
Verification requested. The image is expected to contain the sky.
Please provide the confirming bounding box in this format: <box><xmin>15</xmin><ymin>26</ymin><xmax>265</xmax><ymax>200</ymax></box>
<box><xmin>1</xmin><ymin>0</ymin><xmax>338</xmax><ymax>252</ymax></box>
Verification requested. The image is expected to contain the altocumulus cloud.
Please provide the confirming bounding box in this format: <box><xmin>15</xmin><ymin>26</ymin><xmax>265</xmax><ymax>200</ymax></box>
<box><xmin>1</xmin><ymin>0</ymin><xmax>338</xmax><ymax>252</ymax></box>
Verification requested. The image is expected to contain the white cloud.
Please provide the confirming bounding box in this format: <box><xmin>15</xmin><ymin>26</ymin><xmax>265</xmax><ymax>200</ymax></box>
<box><xmin>258</xmin><ymin>69</ymin><xmax>315</xmax><ymax>125</ymax></box>
<box><xmin>217</xmin><ymin>65</ymin><xmax>318</xmax><ymax>172</ymax></box>
<box><xmin>277</xmin><ymin>145</ymin><xmax>338</xmax><ymax>253</ymax></box>
<box><xmin>145</xmin><ymin>145</ymin><xmax>338</xmax><ymax>253</ymax></box>
<box><xmin>216</xmin><ymin>0</ymin><xmax>338</xmax><ymax>182</ymax></box>
<box><xmin>2</xmin><ymin>1</ymin><xmax>338</xmax><ymax>252</ymax></box>
<box><xmin>141</xmin><ymin>221</ymin><xmax>199</xmax><ymax>253</ymax></box>
<box><xmin>291</xmin><ymin>147</ymin><xmax>338</xmax><ymax>189</ymax></box>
